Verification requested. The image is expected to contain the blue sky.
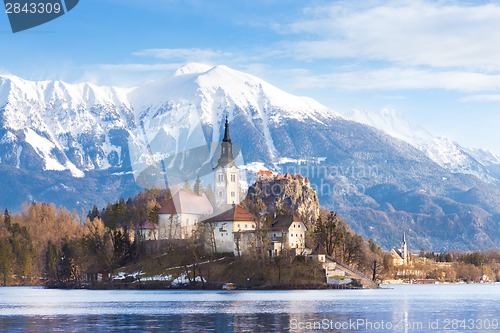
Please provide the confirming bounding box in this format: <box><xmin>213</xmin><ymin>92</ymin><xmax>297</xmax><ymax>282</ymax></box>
<box><xmin>0</xmin><ymin>0</ymin><xmax>499</xmax><ymax>154</ymax></box>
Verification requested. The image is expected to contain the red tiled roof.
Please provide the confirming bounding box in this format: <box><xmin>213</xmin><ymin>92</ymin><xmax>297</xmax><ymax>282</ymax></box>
<box><xmin>257</xmin><ymin>170</ymin><xmax>273</xmax><ymax>176</ymax></box>
<box><xmin>203</xmin><ymin>204</ymin><xmax>255</xmax><ymax>223</ymax></box>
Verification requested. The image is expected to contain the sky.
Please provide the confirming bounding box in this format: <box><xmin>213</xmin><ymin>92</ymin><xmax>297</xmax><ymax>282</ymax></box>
<box><xmin>0</xmin><ymin>0</ymin><xmax>499</xmax><ymax>155</ymax></box>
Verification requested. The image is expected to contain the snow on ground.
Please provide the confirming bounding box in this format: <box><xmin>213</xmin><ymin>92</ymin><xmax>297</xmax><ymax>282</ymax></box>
<box><xmin>112</xmin><ymin>257</ymin><xmax>226</xmax><ymax>283</ymax></box>
<box><xmin>171</xmin><ymin>274</ymin><xmax>206</xmax><ymax>286</ymax></box>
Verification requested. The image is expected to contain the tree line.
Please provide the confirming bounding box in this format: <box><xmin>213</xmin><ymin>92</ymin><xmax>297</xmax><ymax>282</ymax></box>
<box><xmin>0</xmin><ymin>188</ymin><xmax>170</xmax><ymax>286</ymax></box>
<box><xmin>0</xmin><ymin>186</ymin><xmax>497</xmax><ymax>286</ymax></box>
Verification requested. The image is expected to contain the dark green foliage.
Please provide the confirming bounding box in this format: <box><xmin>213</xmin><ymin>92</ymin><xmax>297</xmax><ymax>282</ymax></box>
<box><xmin>99</xmin><ymin>188</ymin><xmax>170</xmax><ymax>228</ymax></box>
<box><xmin>112</xmin><ymin>227</ymin><xmax>133</xmax><ymax>267</ymax></box>
<box><xmin>87</xmin><ymin>205</ymin><xmax>100</xmax><ymax>221</ymax></box>
<box><xmin>0</xmin><ymin>237</ymin><xmax>13</xmax><ymax>285</ymax></box>
<box><xmin>4</xmin><ymin>209</ymin><xmax>12</xmax><ymax>228</ymax></box>
<box><xmin>8</xmin><ymin>222</ymin><xmax>35</xmax><ymax>280</ymax></box>
<box><xmin>314</xmin><ymin>211</ymin><xmax>345</xmax><ymax>257</ymax></box>
<box><xmin>45</xmin><ymin>240</ymin><xmax>59</xmax><ymax>280</ymax></box>
<box><xmin>59</xmin><ymin>237</ymin><xmax>78</xmax><ymax>282</ymax></box>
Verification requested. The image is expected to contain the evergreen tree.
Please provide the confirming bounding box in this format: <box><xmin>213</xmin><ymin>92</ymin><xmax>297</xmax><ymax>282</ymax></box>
<box><xmin>0</xmin><ymin>237</ymin><xmax>13</xmax><ymax>285</ymax></box>
<box><xmin>44</xmin><ymin>240</ymin><xmax>59</xmax><ymax>280</ymax></box>
<box><xmin>4</xmin><ymin>209</ymin><xmax>12</xmax><ymax>228</ymax></box>
<box><xmin>87</xmin><ymin>205</ymin><xmax>100</xmax><ymax>221</ymax></box>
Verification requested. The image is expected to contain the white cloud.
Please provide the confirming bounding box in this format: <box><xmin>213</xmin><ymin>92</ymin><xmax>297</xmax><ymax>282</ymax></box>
<box><xmin>461</xmin><ymin>94</ymin><xmax>500</xmax><ymax>102</ymax></box>
<box><xmin>278</xmin><ymin>67</ymin><xmax>500</xmax><ymax>91</ymax></box>
<box><xmin>96</xmin><ymin>63</ymin><xmax>181</xmax><ymax>72</ymax></box>
<box><xmin>78</xmin><ymin>63</ymin><xmax>182</xmax><ymax>86</ymax></box>
<box><xmin>282</xmin><ymin>0</ymin><xmax>500</xmax><ymax>71</ymax></box>
<box><xmin>133</xmin><ymin>48</ymin><xmax>233</xmax><ymax>63</ymax></box>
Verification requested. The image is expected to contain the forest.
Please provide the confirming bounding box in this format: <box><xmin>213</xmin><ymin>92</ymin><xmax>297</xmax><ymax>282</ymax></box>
<box><xmin>0</xmin><ymin>187</ymin><xmax>498</xmax><ymax>287</ymax></box>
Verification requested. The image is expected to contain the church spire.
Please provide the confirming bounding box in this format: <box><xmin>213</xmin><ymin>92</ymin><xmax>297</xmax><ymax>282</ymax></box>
<box><xmin>402</xmin><ymin>231</ymin><xmax>409</xmax><ymax>265</ymax></box>
<box><xmin>194</xmin><ymin>175</ymin><xmax>202</xmax><ymax>196</ymax></box>
<box><xmin>213</xmin><ymin>114</ymin><xmax>240</xmax><ymax>211</ymax></box>
<box><xmin>215</xmin><ymin>114</ymin><xmax>234</xmax><ymax>168</ymax></box>
<box><xmin>222</xmin><ymin>115</ymin><xmax>231</xmax><ymax>143</ymax></box>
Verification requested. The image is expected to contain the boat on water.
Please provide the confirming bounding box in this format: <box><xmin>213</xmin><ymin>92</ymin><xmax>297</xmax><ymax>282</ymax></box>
<box><xmin>222</xmin><ymin>283</ymin><xmax>237</xmax><ymax>290</ymax></box>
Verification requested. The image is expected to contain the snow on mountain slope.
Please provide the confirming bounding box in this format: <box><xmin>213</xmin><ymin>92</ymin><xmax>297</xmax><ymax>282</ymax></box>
<box><xmin>0</xmin><ymin>63</ymin><xmax>340</xmax><ymax>181</ymax></box>
<box><xmin>463</xmin><ymin>147</ymin><xmax>500</xmax><ymax>166</ymax></box>
<box><xmin>345</xmin><ymin>108</ymin><xmax>498</xmax><ymax>183</ymax></box>
<box><xmin>127</xmin><ymin>63</ymin><xmax>341</xmax><ymax>178</ymax></box>
<box><xmin>130</xmin><ymin>63</ymin><xmax>340</xmax><ymax>128</ymax></box>
<box><xmin>133</xmin><ymin>63</ymin><xmax>338</xmax><ymax>118</ymax></box>
<box><xmin>0</xmin><ymin>63</ymin><xmax>496</xmax><ymax>185</ymax></box>
<box><xmin>0</xmin><ymin>75</ymin><xmax>136</xmax><ymax>176</ymax></box>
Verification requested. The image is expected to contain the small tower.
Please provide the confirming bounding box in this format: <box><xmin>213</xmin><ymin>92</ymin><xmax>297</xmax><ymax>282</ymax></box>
<box><xmin>194</xmin><ymin>175</ymin><xmax>202</xmax><ymax>196</ymax></box>
<box><xmin>214</xmin><ymin>116</ymin><xmax>240</xmax><ymax>211</ymax></box>
<box><xmin>402</xmin><ymin>232</ymin><xmax>409</xmax><ymax>265</ymax></box>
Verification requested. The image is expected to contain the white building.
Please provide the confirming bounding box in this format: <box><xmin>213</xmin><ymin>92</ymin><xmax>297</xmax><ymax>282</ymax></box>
<box><xmin>268</xmin><ymin>215</ymin><xmax>307</xmax><ymax>256</ymax></box>
<box><xmin>157</xmin><ymin>180</ymin><xmax>213</xmax><ymax>240</ymax></box>
<box><xmin>202</xmin><ymin>204</ymin><xmax>257</xmax><ymax>256</ymax></box>
<box><xmin>135</xmin><ymin>220</ymin><xmax>158</xmax><ymax>241</ymax></box>
<box><xmin>391</xmin><ymin>232</ymin><xmax>410</xmax><ymax>266</ymax></box>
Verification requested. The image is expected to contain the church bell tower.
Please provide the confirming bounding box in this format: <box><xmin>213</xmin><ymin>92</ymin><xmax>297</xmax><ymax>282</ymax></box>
<box><xmin>214</xmin><ymin>116</ymin><xmax>240</xmax><ymax>211</ymax></box>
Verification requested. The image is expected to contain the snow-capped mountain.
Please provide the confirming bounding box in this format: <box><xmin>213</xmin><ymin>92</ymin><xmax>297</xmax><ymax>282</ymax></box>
<box><xmin>345</xmin><ymin>108</ymin><xmax>500</xmax><ymax>184</ymax></box>
<box><xmin>0</xmin><ymin>64</ymin><xmax>499</xmax><ymax>250</ymax></box>
<box><xmin>0</xmin><ymin>75</ymin><xmax>136</xmax><ymax>177</ymax></box>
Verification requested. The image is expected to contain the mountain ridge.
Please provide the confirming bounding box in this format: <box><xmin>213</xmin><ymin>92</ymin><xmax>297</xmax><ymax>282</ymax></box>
<box><xmin>0</xmin><ymin>64</ymin><xmax>498</xmax><ymax>250</ymax></box>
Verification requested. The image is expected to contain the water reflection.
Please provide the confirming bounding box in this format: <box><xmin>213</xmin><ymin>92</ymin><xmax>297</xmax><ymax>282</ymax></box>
<box><xmin>0</xmin><ymin>285</ymin><xmax>498</xmax><ymax>332</ymax></box>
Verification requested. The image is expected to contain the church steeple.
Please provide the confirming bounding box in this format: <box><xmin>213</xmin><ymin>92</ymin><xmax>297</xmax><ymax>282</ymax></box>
<box><xmin>222</xmin><ymin>115</ymin><xmax>231</xmax><ymax>143</ymax></box>
<box><xmin>194</xmin><ymin>175</ymin><xmax>202</xmax><ymax>196</ymax></box>
<box><xmin>215</xmin><ymin>115</ymin><xmax>234</xmax><ymax>168</ymax></box>
<box><xmin>402</xmin><ymin>231</ymin><xmax>409</xmax><ymax>265</ymax></box>
<box><xmin>214</xmin><ymin>114</ymin><xmax>240</xmax><ymax>211</ymax></box>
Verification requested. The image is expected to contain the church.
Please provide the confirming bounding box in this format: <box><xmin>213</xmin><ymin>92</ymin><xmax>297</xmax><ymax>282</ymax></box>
<box><xmin>213</xmin><ymin>116</ymin><xmax>241</xmax><ymax>212</ymax></box>
<box><xmin>391</xmin><ymin>232</ymin><xmax>411</xmax><ymax>266</ymax></box>
<box><xmin>156</xmin><ymin>116</ymin><xmax>251</xmax><ymax>243</ymax></box>
<box><xmin>154</xmin><ymin>115</ymin><xmax>308</xmax><ymax>257</ymax></box>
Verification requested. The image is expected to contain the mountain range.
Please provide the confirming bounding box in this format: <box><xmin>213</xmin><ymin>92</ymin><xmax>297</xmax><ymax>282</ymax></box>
<box><xmin>0</xmin><ymin>63</ymin><xmax>498</xmax><ymax>250</ymax></box>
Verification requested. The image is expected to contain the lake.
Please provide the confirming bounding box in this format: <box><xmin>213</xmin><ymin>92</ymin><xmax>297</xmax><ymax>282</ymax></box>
<box><xmin>0</xmin><ymin>284</ymin><xmax>498</xmax><ymax>332</ymax></box>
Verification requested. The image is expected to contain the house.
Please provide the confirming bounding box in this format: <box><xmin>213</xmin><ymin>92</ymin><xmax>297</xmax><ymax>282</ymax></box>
<box><xmin>268</xmin><ymin>215</ymin><xmax>307</xmax><ymax>256</ymax></box>
<box><xmin>157</xmin><ymin>179</ymin><xmax>213</xmax><ymax>240</ymax></box>
<box><xmin>202</xmin><ymin>204</ymin><xmax>257</xmax><ymax>255</ymax></box>
<box><xmin>309</xmin><ymin>244</ymin><xmax>327</xmax><ymax>263</ymax></box>
<box><xmin>391</xmin><ymin>232</ymin><xmax>411</xmax><ymax>266</ymax></box>
<box><xmin>257</xmin><ymin>170</ymin><xmax>273</xmax><ymax>181</ymax></box>
<box><xmin>135</xmin><ymin>220</ymin><xmax>158</xmax><ymax>241</ymax></box>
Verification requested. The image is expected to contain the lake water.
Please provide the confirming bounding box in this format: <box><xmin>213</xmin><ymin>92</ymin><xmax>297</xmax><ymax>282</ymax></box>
<box><xmin>0</xmin><ymin>284</ymin><xmax>498</xmax><ymax>332</ymax></box>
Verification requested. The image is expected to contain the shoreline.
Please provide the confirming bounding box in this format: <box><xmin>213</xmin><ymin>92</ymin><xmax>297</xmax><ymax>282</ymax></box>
<box><xmin>44</xmin><ymin>281</ymin><xmax>366</xmax><ymax>290</ymax></box>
